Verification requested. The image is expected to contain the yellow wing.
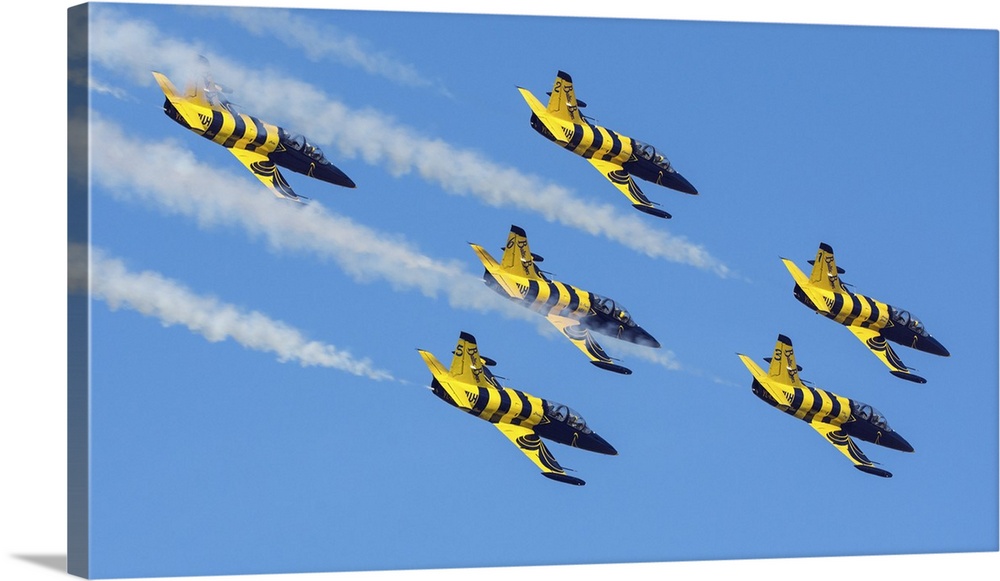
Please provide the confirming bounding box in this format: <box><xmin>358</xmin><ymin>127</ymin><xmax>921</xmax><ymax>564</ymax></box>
<box><xmin>227</xmin><ymin>148</ymin><xmax>303</xmax><ymax>202</ymax></box>
<box><xmin>809</xmin><ymin>421</ymin><xmax>891</xmax><ymax>477</ymax></box>
<box><xmin>584</xmin><ymin>157</ymin><xmax>665</xmax><ymax>215</ymax></box>
<box><xmin>494</xmin><ymin>423</ymin><xmax>585</xmax><ymax>485</ymax></box>
<box><xmin>845</xmin><ymin>326</ymin><xmax>925</xmax><ymax>383</ymax></box>
<box><xmin>546</xmin><ymin>313</ymin><xmax>631</xmax><ymax>375</ymax></box>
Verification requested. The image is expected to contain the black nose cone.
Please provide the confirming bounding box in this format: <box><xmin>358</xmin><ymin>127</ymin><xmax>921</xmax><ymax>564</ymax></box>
<box><xmin>879</xmin><ymin>431</ymin><xmax>914</xmax><ymax>453</ymax></box>
<box><xmin>661</xmin><ymin>170</ymin><xmax>698</xmax><ymax>195</ymax></box>
<box><xmin>320</xmin><ymin>164</ymin><xmax>356</xmax><ymax>188</ymax></box>
<box><xmin>633</xmin><ymin>327</ymin><xmax>660</xmax><ymax>349</ymax></box>
<box><xmin>582</xmin><ymin>432</ymin><xmax>618</xmax><ymax>456</ymax></box>
<box><xmin>919</xmin><ymin>335</ymin><xmax>950</xmax><ymax>357</ymax></box>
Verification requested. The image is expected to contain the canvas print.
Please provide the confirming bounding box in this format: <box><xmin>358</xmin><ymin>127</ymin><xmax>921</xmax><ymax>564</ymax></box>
<box><xmin>68</xmin><ymin>2</ymin><xmax>998</xmax><ymax>579</ymax></box>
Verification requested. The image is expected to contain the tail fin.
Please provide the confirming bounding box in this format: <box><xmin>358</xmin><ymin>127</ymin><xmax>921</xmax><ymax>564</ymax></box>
<box><xmin>153</xmin><ymin>71</ymin><xmax>211</xmax><ymax>106</ymax></box>
<box><xmin>417</xmin><ymin>332</ymin><xmax>490</xmax><ymax>410</ymax></box>
<box><xmin>767</xmin><ymin>334</ymin><xmax>804</xmax><ymax>387</ymax></box>
<box><xmin>545</xmin><ymin>71</ymin><xmax>585</xmax><ymax>123</ymax></box>
<box><xmin>151</xmin><ymin>71</ymin><xmax>209</xmax><ymax>130</ymax></box>
<box><xmin>808</xmin><ymin>243</ymin><xmax>845</xmax><ymax>292</ymax></box>
<box><xmin>498</xmin><ymin>225</ymin><xmax>545</xmax><ymax>280</ymax></box>
<box><xmin>448</xmin><ymin>331</ymin><xmax>491</xmax><ymax>387</ymax></box>
<box><xmin>782</xmin><ymin>255</ymin><xmax>834</xmax><ymax>314</ymax></box>
<box><xmin>737</xmin><ymin>335</ymin><xmax>800</xmax><ymax>408</ymax></box>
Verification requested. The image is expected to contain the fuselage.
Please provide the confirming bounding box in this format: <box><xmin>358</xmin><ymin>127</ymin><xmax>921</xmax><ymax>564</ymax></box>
<box><xmin>792</xmin><ymin>284</ymin><xmax>949</xmax><ymax>356</ymax></box>
<box><xmin>161</xmin><ymin>97</ymin><xmax>355</xmax><ymax>188</ymax></box>
<box><xmin>528</xmin><ymin>114</ymin><xmax>698</xmax><ymax>195</ymax></box>
<box><xmin>481</xmin><ymin>267</ymin><xmax>660</xmax><ymax>348</ymax></box>
<box><xmin>429</xmin><ymin>377</ymin><xmax>616</xmax><ymax>455</ymax></box>
<box><xmin>751</xmin><ymin>380</ymin><xmax>913</xmax><ymax>453</ymax></box>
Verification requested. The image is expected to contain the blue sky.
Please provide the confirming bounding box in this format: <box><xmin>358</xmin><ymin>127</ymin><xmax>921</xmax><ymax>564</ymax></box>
<box><xmin>3</xmin><ymin>2</ymin><xmax>998</xmax><ymax>581</ymax></box>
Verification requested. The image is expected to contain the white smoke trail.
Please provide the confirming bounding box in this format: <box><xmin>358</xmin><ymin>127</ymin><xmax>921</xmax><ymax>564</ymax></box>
<box><xmin>87</xmin><ymin>7</ymin><xmax>733</xmax><ymax>277</ymax></box>
<box><xmin>90</xmin><ymin>113</ymin><xmax>677</xmax><ymax>370</ymax></box>
<box><xmin>70</xmin><ymin>244</ymin><xmax>396</xmax><ymax>380</ymax></box>
<box><xmin>605</xmin><ymin>341</ymin><xmax>684</xmax><ymax>372</ymax></box>
<box><xmin>87</xmin><ymin>114</ymin><xmax>683</xmax><ymax>372</ymax></box>
<box><xmin>214</xmin><ymin>7</ymin><xmax>446</xmax><ymax>93</ymax></box>
<box><xmin>87</xmin><ymin>114</ymin><xmax>531</xmax><ymax>321</ymax></box>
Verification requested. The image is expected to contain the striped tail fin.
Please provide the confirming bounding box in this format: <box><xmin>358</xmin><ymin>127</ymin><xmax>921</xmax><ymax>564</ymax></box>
<box><xmin>808</xmin><ymin>243</ymin><xmax>845</xmax><ymax>292</ymax></box>
<box><xmin>767</xmin><ymin>334</ymin><xmax>804</xmax><ymax>387</ymax></box>
<box><xmin>498</xmin><ymin>225</ymin><xmax>545</xmax><ymax>280</ymax></box>
<box><xmin>545</xmin><ymin>71</ymin><xmax>585</xmax><ymax>123</ymax></box>
<box><xmin>447</xmin><ymin>331</ymin><xmax>492</xmax><ymax>388</ymax></box>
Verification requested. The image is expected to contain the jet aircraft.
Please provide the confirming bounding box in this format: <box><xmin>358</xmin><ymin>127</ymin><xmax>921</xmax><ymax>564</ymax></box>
<box><xmin>151</xmin><ymin>70</ymin><xmax>355</xmax><ymax>202</ymax></box>
<box><xmin>470</xmin><ymin>225</ymin><xmax>660</xmax><ymax>375</ymax></box>
<box><xmin>518</xmin><ymin>70</ymin><xmax>697</xmax><ymax>219</ymax></box>
<box><xmin>738</xmin><ymin>334</ymin><xmax>914</xmax><ymax>478</ymax></box>
<box><xmin>418</xmin><ymin>331</ymin><xmax>617</xmax><ymax>485</ymax></box>
<box><xmin>783</xmin><ymin>243</ymin><xmax>949</xmax><ymax>383</ymax></box>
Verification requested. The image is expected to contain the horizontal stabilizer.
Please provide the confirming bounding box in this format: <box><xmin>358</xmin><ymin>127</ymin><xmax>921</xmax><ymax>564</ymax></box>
<box><xmin>808</xmin><ymin>259</ymin><xmax>845</xmax><ymax>275</ymax></box>
<box><xmin>764</xmin><ymin>357</ymin><xmax>802</xmax><ymax>373</ymax></box>
<box><xmin>547</xmin><ymin>91</ymin><xmax>587</xmax><ymax>108</ymax></box>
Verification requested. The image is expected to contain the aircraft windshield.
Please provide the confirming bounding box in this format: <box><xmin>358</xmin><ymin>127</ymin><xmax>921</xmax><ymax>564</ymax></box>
<box><xmin>890</xmin><ymin>306</ymin><xmax>928</xmax><ymax>337</ymax></box>
<box><xmin>851</xmin><ymin>400</ymin><xmax>891</xmax><ymax>431</ymax></box>
<box><xmin>634</xmin><ymin>140</ymin><xmax>673</xmax><ymax>171</ymax></box>
<box><xmin>544</xmin><ymin>401</ymin><xmax>592</xmax><ymax>434</ymax></box>
<box><xmin>593</xmin><ymin>295</ymin><xmax>636</xmax><ymax>327</ymax></box>
<box><xmin>279</xmin><ymin>129</ymin><xmax>332</xmax><ymax>165</ymax></box>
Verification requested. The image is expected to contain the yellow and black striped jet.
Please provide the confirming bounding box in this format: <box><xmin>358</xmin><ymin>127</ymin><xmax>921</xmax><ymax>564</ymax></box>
<box><xmin>418</xmin><ymin>331</ymin><xmax>617</xmax><ymax>486</ymax></box>
<box><xmin>738</xmin><ymin>334</ymin><xmax>914</xmax><ymax>478</ymax></box>
<box><xmin>471</xmin><ymin>225</ymin><xmax>660</xmax><ymax>375</ymax></box>
<box><xmin>783</xmin><ymin>243</ymin><xmax>949</xmax><ymax>384</ymax></box>
<box><xmin>151</xmin><ymin>71</ymin><xmax>355</xmax><ymax>202</ymax></box>
<box><xmin>518</xmin><ymin>70</ymin><xmax>697</xmax><ymax>219</ymax></box>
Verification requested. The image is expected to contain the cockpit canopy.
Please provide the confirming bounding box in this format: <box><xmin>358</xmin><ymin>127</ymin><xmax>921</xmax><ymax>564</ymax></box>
<box><xmin>544</xmin><ymin>401</ymin><xmax>592</xmax><ymax>434</ymax></box>
<box><xmin>278</xmin><ymin>128</ymin><xmax>333</xmax><ymax>165</ymax></box>
<box><xmin>851</xmin><ymin>400</ymin><xmax>891</xmax><ymax>431</ymax></box>
<box><xmin>592</xmin><ymin>295</ymin><xmax>636</xmax><ymax>327</ymax></box>
<box><xmin>890</xmin><ymin>306</ymin><xmax>928</xmax><ymax>337</ymax></box>
<box><xmin>634</xmin><ymin>140</ymin><xmax>673</xmax><ymax>171</ymax></box>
